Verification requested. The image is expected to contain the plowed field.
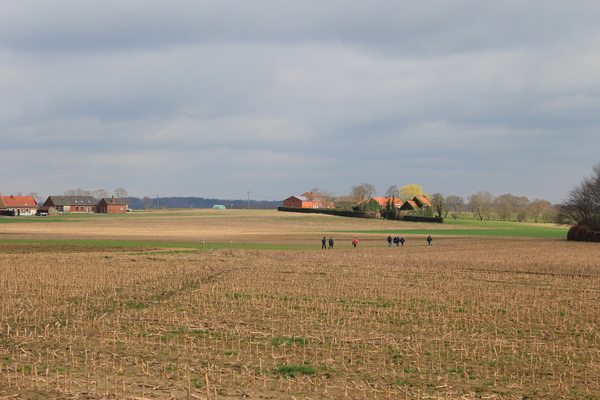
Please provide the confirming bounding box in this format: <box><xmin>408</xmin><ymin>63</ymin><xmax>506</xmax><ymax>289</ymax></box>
<box><xmin>0</xmin><ymin>210</ymin><xmax>596</xmax><ymax>400</ymax></box>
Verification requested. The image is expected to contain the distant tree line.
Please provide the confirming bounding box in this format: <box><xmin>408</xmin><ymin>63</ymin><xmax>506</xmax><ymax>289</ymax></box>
<box><xmin>130</xmin><ymin>197</ymin><xmax>280</xmax><ymax>210</ymax></box>
<box><xmin>312</xmin><ymin>183</ymin><xmax>561</xmax><ymax>223</ymax></box>
<box><xmin>3</xmin><ymin>188</ymin><xmax>279</xmax><ymax>210</ymax></box>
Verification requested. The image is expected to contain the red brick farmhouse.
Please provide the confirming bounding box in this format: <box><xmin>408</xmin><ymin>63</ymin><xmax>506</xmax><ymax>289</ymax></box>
<box><xmin>97</xmin><ymin>197</ymin><xmax>128</xmax><ymax>213</ymax></box>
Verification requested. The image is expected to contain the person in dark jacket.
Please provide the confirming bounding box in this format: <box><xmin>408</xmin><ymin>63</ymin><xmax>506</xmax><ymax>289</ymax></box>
<box><xmin>328</xmin><ymin>237</ymin><xmax>334</xmax><ymax>249</ymax></box>
<box><xmin>387</xmin><ymin>235</ymin><xmax>392</xmax><ymax>247</ymax></box>
<box><xmin>399</xmin><ymin>237</ymin><xmax>405</xmax><ymax>247</ymax></box>
<box><xmin>427</xmin><ymin>235</ymin><xmax>433</xmax><ymax>246</ymax></box>
<box><xmin>322</xmin><ymin>236</ymin><xmax>327</xmax><ymax>249</ymax></box>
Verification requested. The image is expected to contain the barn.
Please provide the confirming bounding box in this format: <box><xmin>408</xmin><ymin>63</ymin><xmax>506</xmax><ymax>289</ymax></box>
<box><xmin>43</xmin><ymin>196</ymin><xmax>97</xmax><ymax>213</ymax></box>
<box><xmin>97</xmin><ymin>197</ymin><xmax>129</xmax><ymax>214</ymax></box>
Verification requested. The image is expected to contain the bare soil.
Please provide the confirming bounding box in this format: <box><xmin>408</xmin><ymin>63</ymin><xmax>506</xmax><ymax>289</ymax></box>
<box><xmin>0</xmin><ymin>210</ymin><xmax>596</xmax><ymax>400</ymax></box>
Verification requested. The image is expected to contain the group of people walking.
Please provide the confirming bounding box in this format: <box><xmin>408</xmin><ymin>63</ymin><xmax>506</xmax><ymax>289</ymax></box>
<box><xmin>322</xmin><ymin>236</ymin><xmax>334</xmax><ymax>249</ymax></box>
<box><xmin>387</xmin><ymin>235</ymin><xmax>406</xmax><ymax>247</ymax></box>
<box><xmin>322</xmin><ymin>235</ymin><xmax>433</xmax><ymax>248</ymax></box>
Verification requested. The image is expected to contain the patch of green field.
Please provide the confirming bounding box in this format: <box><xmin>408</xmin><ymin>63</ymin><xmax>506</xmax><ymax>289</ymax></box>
<box><xmin>348</xmin><ymin>220</ymin><xmax>568</xmax><ymax>238</ymax></box>
<box><xmin>0</xmin><ymin>216</ymin><xmax>67</xmax><ymax>224</ymax></box>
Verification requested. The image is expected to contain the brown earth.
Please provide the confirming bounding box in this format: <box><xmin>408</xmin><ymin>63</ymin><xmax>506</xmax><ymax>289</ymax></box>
<box><xmin>0</xmin><ymin>209</ymin><xmax>487</xmax><ymax>245</ymax></box>
<box><xmin>0</xmin><ymin>210</ymin><xmax>595</xmax><ymax>400</ymax></box>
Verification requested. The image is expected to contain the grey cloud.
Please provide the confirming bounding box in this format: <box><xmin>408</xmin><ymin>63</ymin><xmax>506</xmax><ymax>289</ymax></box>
<box><xmin>1</xmin><ymin>1</ymin><xmax>599</xmax><ymax>203</ymax></box>
<box><xmin>1</xmin><ymin>1</ymin><xmax>599</xmax><ymax>54</ymax></box>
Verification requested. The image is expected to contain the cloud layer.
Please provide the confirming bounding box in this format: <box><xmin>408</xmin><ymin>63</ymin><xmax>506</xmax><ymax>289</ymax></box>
<box><xmin>2</xmin><ymin>1</ymin><xmax>599</xmax><ymax>203</ymax></box>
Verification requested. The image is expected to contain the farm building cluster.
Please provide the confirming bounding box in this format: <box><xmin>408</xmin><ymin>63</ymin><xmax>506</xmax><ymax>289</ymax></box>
<box><xmin>283</xmin><ymin>191</ymin><xmax>431</xmax><ymax>211</ymax></box>
<box><xmin>0</xmin><ymin>195</ymin><xmax>129</xmax><ymax>216</ymax></box>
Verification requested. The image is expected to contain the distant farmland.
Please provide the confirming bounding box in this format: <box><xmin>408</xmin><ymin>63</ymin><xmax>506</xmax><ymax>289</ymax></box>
<box><xmin>0</xmin><ymin>210</ymin><xmax>594</xmax><ymax>400</ymax></box>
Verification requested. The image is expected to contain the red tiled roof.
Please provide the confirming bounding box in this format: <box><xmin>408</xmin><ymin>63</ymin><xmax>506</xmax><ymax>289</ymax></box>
<box><xmin>359</xmin><ymin>197</ymin><xmax>403</xmax><ymax>207</ymax></box>
<box><xmin>415</xmin><ymin>196</ymin><xmax>432</xmax><ymax>206</ymax></box>
<box><xmin>373</xmin><ymin>197</ymin><xmax>403</xmax><ymax>206</ymax></box>
<box><xmin>1</xmin><ymin>196</ymin><xmax>37</xmax><ymax>207</ymax></box>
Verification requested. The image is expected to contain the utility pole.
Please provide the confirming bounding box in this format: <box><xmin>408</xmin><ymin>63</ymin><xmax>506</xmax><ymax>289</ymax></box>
<box><xmin>157</xmin><ymin>195</ymin><xmax>159</xmax><ymax>211</ymax></box>
<box><xmin>247</xmin><ymin>191</ymin><xmax>250</xmax><ymax>210</ymax></box>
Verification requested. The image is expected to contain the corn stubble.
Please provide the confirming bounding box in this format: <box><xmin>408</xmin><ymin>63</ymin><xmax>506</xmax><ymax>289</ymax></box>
<box><xmin>1</xmin><ymin>239</ymin><xmax>599</xmax><ymax>399</ymax></box>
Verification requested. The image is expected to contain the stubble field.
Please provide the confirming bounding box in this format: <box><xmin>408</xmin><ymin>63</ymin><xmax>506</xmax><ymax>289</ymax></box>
<box><xmin>0</xmin><ymin>210</ymin><xmax>597</xmax><ymax>400</ymax></box>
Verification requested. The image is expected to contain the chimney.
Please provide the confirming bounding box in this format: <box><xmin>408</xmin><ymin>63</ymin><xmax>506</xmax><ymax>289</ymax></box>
<box><xmin>111</xmin><ymin>196</ymin><xmax>115</xmax><ymax>203</ymax></box>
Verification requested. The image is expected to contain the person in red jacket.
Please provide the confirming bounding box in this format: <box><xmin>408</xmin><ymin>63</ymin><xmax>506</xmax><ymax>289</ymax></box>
<box><xmin>351</xmin><ymin>237</ymin><xmax>359</xmax><ymax>248</ymax></box>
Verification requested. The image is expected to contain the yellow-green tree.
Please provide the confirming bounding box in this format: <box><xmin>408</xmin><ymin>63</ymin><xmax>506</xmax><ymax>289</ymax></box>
<box><xmin>399</xmin><ymin>184</ymin><xmax>429</xmax><ymax>201</ymax></box>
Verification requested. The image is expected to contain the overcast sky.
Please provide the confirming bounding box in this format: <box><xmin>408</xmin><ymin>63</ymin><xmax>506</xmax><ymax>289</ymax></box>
<box><xmin>2</xmin><ymin>1</ymin><xmax>599</xmax><ymax>203</ymax></box>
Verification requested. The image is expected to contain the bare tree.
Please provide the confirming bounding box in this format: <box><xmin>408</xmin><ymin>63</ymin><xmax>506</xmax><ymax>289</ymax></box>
<box><xmin>27</xmin><ymin>192</ymin><xmax>44</xmax><ymax>204</ymax></box>
<box><xmin>468</xmin><ymin>191</ymin><xmax>494</xmax><ymax>221</ymax></box>
<box><xmin>64</xmin><ymin>188</ymin><xmax>92</xmax><ymax>196</ymax></box>
<box><xmin>114</xmin><ymin>188</ymin><xmax>129</xmax><ymax>200</ymax></box>
<box><xmin>514</xmin><ymin>196</ymin><xmax>530</xmax><ymax>222</ymax></box>
<box><xmin>143</xmin><ymin>196</ymin><xmax>154</xmax><ymax>210</ymax></box>
<box><xmin>494</xmin><ymin>194</ymin><xmax>515</xmax><ymax>221</ymax></box>
<box><xmin>528</xmin><ymin>199</ymin><xmax>553</xmax><ymax>223</ymax></box>
<box><xmin>320</xmin><ymin>191</ymin><xmax>337</xmax><ymax>209</ymax></box>
<box><xmin>446</xmin><ymin>195</ymin><xmax>465</xmax><ymax>220</ymax></box>
<box><xmin>350</xmin><ymin>183</ymin><xmax>376</xmax><ymax>211</ymax></box>
<box><xmin>430</xmin><ymin>193</ymin><xmax>446</xmax><ymax>218</ymax></box>
<box><xmin>385</xmin><ymin>185</ymin><xmax>398</xmax><ymax>199</ymax></box>
<box><xmin>93</xmin><ymin>189</ymin><xmax>110</xmax><ymax>200</ymax></box>
<box><xmin>561</xmin><ymin>163</ymin><xmax>600</xmax><ymax>231</ymax></box>
<box><xmin>382</xmin><ymin>185</ymin><xmax>400</xmax><ymax>218</ymax></box>
<box><xmin>307</xmin><ymin>188</ymin><xmax>336</xmax><ymax>208</ymax></box>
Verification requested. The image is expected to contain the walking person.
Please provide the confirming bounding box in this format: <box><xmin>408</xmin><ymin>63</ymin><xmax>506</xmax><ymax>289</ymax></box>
<box><xmin>352</xmin><ymin>237</ymin><xmax>359</xmax><ymax>248</ymax></box>
<box><xmin>322</xmin><ymin>236</ymin><xmax>327</xmax><ymax>249</ymax></box>
<box><xmin>393</xmin><ymin>236</ymin><xmax>399</xmax><ymax>247</ymax></box>
<box><xmin>399</xmin><ymin>237</ymin><xmax>405</xmax><ymax>247</ymax></box>
<box><xmin>427</xmin><ymin>235</ymin><xmax>432</xmax><ymax>246</ymax></box>
<box><xmin>328</xmin><ymin>237</ymin><xmax>334</xmax><ymax>249</ymax></box>
<box><xmin>387</xmin><ymin>235</ymin><xmax>392</xmax><ymax>247</ymax></box>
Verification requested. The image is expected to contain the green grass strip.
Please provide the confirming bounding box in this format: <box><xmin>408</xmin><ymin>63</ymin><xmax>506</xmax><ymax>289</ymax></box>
<box><xmin>341</xmin><ymin>218</ymin><xmax>568</xmax><ymax>238</ymax></box>
<box><xmin>347</xmin><ymin>228</ymin><xmax>566</xmax><ymax>238</ymax></box>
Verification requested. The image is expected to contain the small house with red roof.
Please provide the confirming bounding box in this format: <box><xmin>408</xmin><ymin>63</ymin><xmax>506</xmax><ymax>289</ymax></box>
<box><xmin>400</xmin><ymin>196</ymin><xmax>432</xmax><ymax>211</ymax></box>
<box><xmin>414</xmin><ymin>196</ymin><xmax>432</xmax><ymax>207</ymax></box>
<box><xmin>97</xmin><ymin>197</ymin><xmax>128</xmax><ymax>214</ymax></box>
<box><xmin>300</xmin><ymin>192</ymin><xmax>334</xmax><ymax>208</ymax></box>
<box><xmin>0</xmin><ymin>195</ymin><xmax>38</xmax><ymax>216</ymax></box>
<box><xmin>370</xmin><ymin>197</ymin><xmax>403</xmax><ymax>208</ymax></box>
<box><xmin>283</xmin><ymin>191</ymin><xmax>333</xmax><ymax>209</ymax></box>
<box><xmin>282</xmin><ymin>195</ymin><xmax>313</xmax><ymax>208</ymax></box>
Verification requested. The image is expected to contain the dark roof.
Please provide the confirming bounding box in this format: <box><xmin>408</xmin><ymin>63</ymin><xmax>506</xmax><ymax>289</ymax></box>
<box><xmin>100</xmin><ymin>197</ymin><xmax>128</xmax><ymax>206</ymax></box>
<box><xmin>45</xmin><ymin>196</ymin><xmax>97</xmax><ymax>206</ymax></box>
<box><xmin>400</xmin><ymin>200</ymin><xmax>418</xmax><ymax>210</ymax></box>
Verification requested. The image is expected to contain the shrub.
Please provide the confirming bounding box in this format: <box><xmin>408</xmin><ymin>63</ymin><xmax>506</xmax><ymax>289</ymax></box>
<box><xmin>403</xmin><ymin>216</ymin><xmax>444</xmax><ymax>223</ymax></box>
<box><xmin>567</xmin><ymin>224</ymin><xmax>600</xmax><ymax>242</ymax></box>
